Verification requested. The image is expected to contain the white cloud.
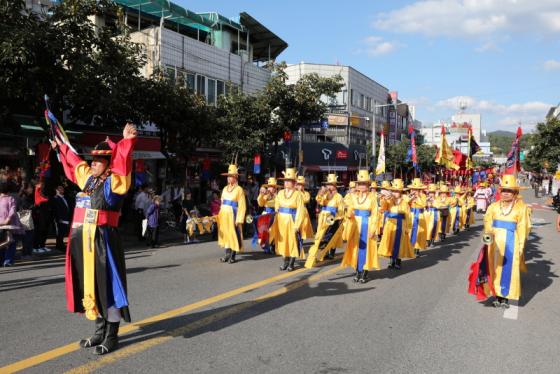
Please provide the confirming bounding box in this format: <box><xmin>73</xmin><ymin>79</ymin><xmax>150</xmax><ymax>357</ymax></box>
<box><xmin>374</xmin><ymin>0</ymin><xmax>560</xmax><ymax>38</ymax></box>
<box><xmin>543</xmin><ymin>59</ymin><xmax>560</xmax><ymax>70</ymax></box>
<box><xmin>362</xmin><ymin>35</ymin><xmax>401</xmax><ymax>56</ymax></box>
<box><xmin>475</xmin><ymin>41</ymin><xmax>501</xmax><ymax>52</ymax></box>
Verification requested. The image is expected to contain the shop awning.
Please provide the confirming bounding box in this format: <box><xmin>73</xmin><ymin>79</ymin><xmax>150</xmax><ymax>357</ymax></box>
<box><xmin>239</xmin><ymin>12</ymin><xmax>288</xmax><ymax>61</ymax></box>
<box><xmin>133</xmin><ymin>151</ymin><xmax>166</xmax><ymax>160</ymax></box>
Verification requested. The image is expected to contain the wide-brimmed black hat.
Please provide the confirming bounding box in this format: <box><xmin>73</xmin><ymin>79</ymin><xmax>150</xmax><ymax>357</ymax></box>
<box><xmin>85</xmin><ymin>141</ymin><xmax>113</xmax><ymax>157</ymax></box>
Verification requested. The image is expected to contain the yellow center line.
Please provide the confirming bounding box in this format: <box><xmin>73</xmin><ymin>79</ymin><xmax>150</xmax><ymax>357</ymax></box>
<box><xmin>1</xmin><ymin>257</ymin><xmax>340</xmax><ymax>374</ymax></box>
<box><xmin>64</xmin><ymin>266</ymin><xmax>341</xmax><ymax>374</ymax></box>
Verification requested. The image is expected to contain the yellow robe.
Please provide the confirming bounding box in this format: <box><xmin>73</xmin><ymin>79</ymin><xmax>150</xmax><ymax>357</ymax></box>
<box><xmin>300</xmin><ymin>190</ymin><xmax>314</xmax><ymax>240</ymax></box>
<box><xmin>484</xmin><ymin>199</ymin><xmax>530</xmax><ymax>300</ymax></box>
<box><xmin>341</xmin><ymin>192</ymin><xmax>380</xmax><ymax>271</ymax></box>
<box><xmin>274</xmin><ymin>189</ymin><xmax>305</xmax><ymax>258</ymax></box>
<box><xmin>305</xmin><ymin>192</ymin><xmax>345</xmax><ymax>268</ymax></box>
<box><xmin>257</xmin><ymin>192</ymin><xmax>277</xmax><ymax>245</ymax></box>
<box><xmin>378</xmin><ymin>198</ymin><xmax>415</xmax><ymax>259</ymax></box>
<box><xmin>449</xmin><ymin>195</ymin><xmax>463</xmax><ymax>232</ymax></box>
<box><xmin>461</xmin><ymin>196</ymin><xmax>476</xmax><ymax>226</ymax></box>
<box><xmin>409</xmin><ymin>193</ymin><xmax>428</xmax><ymax>250</ymax></box>
<box><xmin>434</xmin><ymin>196</ymin><xmax>452</xmax><ymax>235</ymax></box>
<box><xmin>425</xmin><ymin>194</ymin><xmax>439</xmax><ymax>241</ymax></box>
<box><xmin>342</xmin><ymin>192</ymin><xmax>356</xmax><ymax>241</ymax></box>
<box><xmin>217</xmin><ymin>185</ymin><xmax>246</xmax><ymax>252</ymax></box>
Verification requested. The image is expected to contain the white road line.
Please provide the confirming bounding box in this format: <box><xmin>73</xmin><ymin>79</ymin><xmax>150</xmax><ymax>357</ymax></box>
<box><xmin>503</xmin><ymin>300</ymin><xmax>519</xmax><ymax>320</ymax></box>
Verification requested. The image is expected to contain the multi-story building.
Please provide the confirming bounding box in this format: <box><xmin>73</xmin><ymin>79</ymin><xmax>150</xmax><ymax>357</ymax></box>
<box><xmin>546</xmin><ymin>103</ymin><xmax>560</xmax><ymax>120</ymax></box>
<box><xmin>420</xmin><ymin>121</ymin><xmax>492</xmax><ymax>157</ymax></box>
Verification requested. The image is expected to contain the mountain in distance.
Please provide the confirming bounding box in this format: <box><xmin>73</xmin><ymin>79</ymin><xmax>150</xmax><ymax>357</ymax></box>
<box><xmin>488</xmin><ymin>130</ymin><xmax>516</xmax><ymax>137</ymax></box>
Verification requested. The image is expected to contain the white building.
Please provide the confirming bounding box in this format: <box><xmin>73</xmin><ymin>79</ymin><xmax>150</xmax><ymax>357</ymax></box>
<box><xmin>421</xmin><ymin>122</ymin><xmax>492</xmax><ymax>156</ymax></box>
<box><xmin>451</xmin><ymin>113</ymin><xmax>482</xmax><ymax>142</ymax></box>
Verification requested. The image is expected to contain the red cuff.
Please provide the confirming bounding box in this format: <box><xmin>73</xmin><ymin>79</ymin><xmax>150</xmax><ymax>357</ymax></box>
<box><xmin>110</xmin><ymin>138</ymin><xmax>136</xmax><ymax>176</ymax></box>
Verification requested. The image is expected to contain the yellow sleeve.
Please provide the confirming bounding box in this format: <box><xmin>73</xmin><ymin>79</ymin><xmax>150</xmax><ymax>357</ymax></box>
<box><xmin>294</xmin><ymin>192</ymin><xmax>305</xmax><ymax>231</ymax></box>
<box><xmin>316</xmin><ymin>193</ymin><xmax>327</xmax><ymax>206</ymax></box>
<box><xmin>483</xmin><ymin>203</ymin><xmax>496</xmax><ymax>233</ymax></box>
<box><xmin>516</xmin><ymin>203</ymin><xmax>528</xmax><ymax>254</ymax></box>
<box><xmin>417</xmin><ymin>194</ymin><xmax>427</xmax><ymax>209</ymax></box>
<box><xmin>74</xmin><ymin>162</ymin><xmax>92</xmax><ymax>190</ymax></box>
<box><xmin>110</xmin><ymin>173</ymin><xmax>132</xmax><ymax>195</ymax></box>
<box><xmin>235</xmin><ymin>187</ymin><xmax>246</xmax><ymax>225</ymax></box>
<box><xmin>257</xmin><ymin>193</ymin><xmax>267</xmax><ymax>207</ymax></box>
<box><xmin>303</xmin><ymin>191</ymin><xmax>310</xmax><ymax>204</ymax></box>
<box><xmin>369</xmin><ymin>195</ymin><xmax>379</xmax><ymax>230</ymax></box>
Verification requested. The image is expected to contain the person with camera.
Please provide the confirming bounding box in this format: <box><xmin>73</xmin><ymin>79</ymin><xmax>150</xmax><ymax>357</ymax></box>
<box><xmin>483</xmin><ymin>175</ymin><xmax>530</xmax><ymax>308</ymax></box>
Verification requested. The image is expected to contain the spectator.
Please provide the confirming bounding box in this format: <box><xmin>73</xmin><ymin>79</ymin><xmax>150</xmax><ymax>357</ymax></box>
<box><xmin>133</xmin><ymin>185</ymin><xmax>150</xmax><ymax>241</ymax></box>
<box><xmin>209</xmin><ymin>191</ymin><xmax>221</xmax><ymax>240</ymax></box>
<box><xmin>180</xmin><ymin>192</ymin><xmax>197</xmax><ymax>244</ymax></box>
<box><xmin>17</xmin><ymin>183</ymin><xmax>35</xmax><ymax>259</ymax></box>
<box><xmin>145</xmin><ymin>195</ymin><xmax>161</xmax><ymax>248</ymax></box>
<box><xmin>0</xmin><ymin>182</ymin><xmax>23</xmax><ymax>266</ymax></box>
<box><xmin>32</xmin><ymin>181</ymin><xmax>52</xmax><ymax>254</ymax></box>
<box><xmin>53</xmin><ymin>185</ymin><xmax>71</xmax><ymax>252</ymax></box>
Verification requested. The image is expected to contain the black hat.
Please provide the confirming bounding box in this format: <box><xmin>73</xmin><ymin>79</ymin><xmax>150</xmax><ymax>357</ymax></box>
<box><xmin>86</xmin><ymin>141</ymin><xmax>113</xmax><ymax>157</ymax></box>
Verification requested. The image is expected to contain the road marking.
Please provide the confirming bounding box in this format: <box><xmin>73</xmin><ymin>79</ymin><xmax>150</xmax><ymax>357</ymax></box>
<box><xmin>64</xmin><ymin>266</ymin><xmax>341</xmax><ymax>374</ymax></box>
<box><xmin>0</xmin><ymin>257</ymin><xmax>339</xmax><ymax>374</ymax></box>
<box><xmin>503</xmin><ymin>301</ymin><xmax>519</xmax><ymax>320</ymax></box>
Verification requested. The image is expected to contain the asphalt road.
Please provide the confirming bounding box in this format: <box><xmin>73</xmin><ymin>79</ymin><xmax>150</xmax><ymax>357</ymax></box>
<box><xmin>1</xmin><ymin>190</ymin><xmax>559</xmax><ymax>374</ymax></box>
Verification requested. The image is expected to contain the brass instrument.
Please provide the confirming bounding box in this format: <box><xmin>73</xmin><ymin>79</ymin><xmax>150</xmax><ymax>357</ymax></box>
<box><xmin>245</xmin><ymin>215</ymin><xmax>254</xmax><ymax>224</ymax></box>
<box><xmin>325</xmin><ymin>214</ymin><xmax>336</xmax><ymax>226</ymax></box>
<box><xmin>482</xmin><ymin>233</ymin><xmax>494</xmax><ymax>244</ymax></box>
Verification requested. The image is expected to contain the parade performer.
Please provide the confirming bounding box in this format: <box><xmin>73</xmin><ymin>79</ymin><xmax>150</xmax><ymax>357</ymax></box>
<box><xmin>474</xmin><ymin>181</ymin><xmax>492</xmax><ymax>213</ymax></box>
<box><xmin>461</xmin><ymin>187</ymin><xmax>476</xmax><ymax>229</ymax></box>
<box><xmin>305</xmin><ymin>173</ymin><xmax>345</xmax><ymax>268</ymax></box>
<box><xmin>378</xmin><ymin>179</ymin><xmax>415</xmax><ymax>269</ymax></box>
<box><xmin>296</xmin><ymin>175</ymin><xmax>314</xmax><ymax>240</ymax></box>
<box><xmin>342</xmin><ymin>181</ymin><xmax>357</xmax><ymax>242</ymax></box>
<box><xmin>218</xmin><ymin>163</ymin><xmax>246</xmax><ymax>264</ymax></box>
<box><xmin>425</xmin><ymin>183</ymin><xmax>439</xmax><ymax>246</ymax></box>
<box><xmin>376</xmin><ymin>180</ymin><xmax>392</xmax><ymax>238</ymax></box>
<box><xmin>483</xmin><ymin>175</ymin><xmax>530</xmax><ymax>307</ymax></box>
<box><xmin>341</xmin><ymin>170</ymin><xmax>379</xmax><ymax>283</ymax></box>
<box><xmin>256</xmin><ymin>177</ymin><xmax>278</xmax><ymax>253</ymax></box>
<box><xmin>52</xmin><ymin>123</ymin><xmax>137</xmax><ymax>355</ymax></box>
<box><xmin>275</xmin><ymin>168</ymin><xmax>305</xmax><ymax>271</ymax></box>
<box><xmin>407</xmin><ymin>178</ymin><xmax>428</xmax><ymax>255</ymax></box>
<box><xmin>450</xmin><ymin>186</ymin><xmax>464</xmax><ymax>235</ymax></box>
<box><xmin>434</xmin><ymin>185</ymin><xmax>452</xmax><ymax>241</ymax></box>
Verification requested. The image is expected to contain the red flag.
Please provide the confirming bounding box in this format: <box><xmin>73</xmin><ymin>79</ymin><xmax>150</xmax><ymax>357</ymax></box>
<box><xmin>468</xmin><ymin>245</ymin><xmax>496</xmax><ymax>301</ymax></box>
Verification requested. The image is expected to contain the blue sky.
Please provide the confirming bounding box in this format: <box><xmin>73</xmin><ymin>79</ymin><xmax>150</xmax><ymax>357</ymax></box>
<box><xmin>179</xmin><ymin>0</ymin><xmax>560</xmax><ymax>132</ymax></box>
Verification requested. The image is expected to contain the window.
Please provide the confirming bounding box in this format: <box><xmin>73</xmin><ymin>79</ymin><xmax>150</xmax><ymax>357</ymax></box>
<box><xmin>207</xmin><ymin>79</ymin><xmax>216</xmax><ymax>105</ymax></box>
<box><xmin>185</xmin><ymin>73</ymin><xmax>195</xmax><ymax>91</ymax></box>
<box><xmin>360</xmin><ymin>94</ymin><xmax>364</xmax><ymax>109</ymax></box>
<box><xmin>350</xmin><ymin>89</ymin><xmax>354</xmax><ymax>107</ymax></box>
<box><xmin>217</xmin><ymin>80</ymin><xmax>225</xmax><ymax>97</ymax></box>
<box><xmin>341</xmin><ymin>90</ymin><xmax>347</xmax><ymax>105</ymax></box>
<box><xmin>196</xmin><ymin>75</ymin><xmax>206</xmax><ymax>97</ymax></box>
<box><xmin>165</xmin><ymin>66</ymin><xmax>176</xmax><ymax>81</ymax></box>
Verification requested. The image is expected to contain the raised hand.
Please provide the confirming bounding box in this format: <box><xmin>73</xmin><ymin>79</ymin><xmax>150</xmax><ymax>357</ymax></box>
<box><xmin>123</xmin><ymin>123</ymin><xmax>138</xmax><ymax>140</ymax></box>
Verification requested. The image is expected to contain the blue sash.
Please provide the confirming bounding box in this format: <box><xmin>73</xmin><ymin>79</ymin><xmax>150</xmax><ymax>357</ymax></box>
<box><xmin>354</xmin><ymin>209</ymin><xmax>371</xmax><ymax>271</ymax></box>
<box><xmin>466</xmin><ymin>207</ymin><xmax>472</xmax><ymax>223</ymax></box>
<box><xmin>410</xmin><ymin>208</ymin><xmax>424</xmax><ymax>245</ymax></box>
<box><xmin>222</xmin><ymin>199</ymin><xmax>241</xmax><ymax>247</ymax></box>
<box><xmin>492</xmin><ymin>219</ymin><xmax>517</xmax><ymax>297</ymax></box>
<box><xmin>265</xmin><ymin>207</ymin><xmax>275</xmax><ymax>214</ymax></box>
<box><xmin>427</xmin><ymin>207</ymin><xmax>439</xmax><ymax>240</ymax></box>
<box><xmin>386</xmin><ymin>213</ymin><xmax>405</xmax><ymax>260</ymax></box>
<box><xmin>322</xmin><ymin>206</ymin><xmax>338</xmax><ymax>215</ymax></box>
<box><xmin>453</xmin><ymin>206</ymin><xmax>461</xmax><ymax>231</ymax></box>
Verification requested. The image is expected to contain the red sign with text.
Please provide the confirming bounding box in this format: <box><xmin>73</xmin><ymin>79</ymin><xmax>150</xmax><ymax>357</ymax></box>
<box><xmin>336</xmin><ymin>150</ymin><xmax>348</xmax><ymax>159</ymax></box>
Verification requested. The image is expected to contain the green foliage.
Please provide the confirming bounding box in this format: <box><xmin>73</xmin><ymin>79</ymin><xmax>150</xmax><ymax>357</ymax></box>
<box><xmin>488</xmin><ymin>130</ymin><xmax>532</xmax><ymax>156</ymax></box>
<box><xmin>523</xmin><ymin>118</ymin><xmax>560</xmax><ymax>172</ymax></box>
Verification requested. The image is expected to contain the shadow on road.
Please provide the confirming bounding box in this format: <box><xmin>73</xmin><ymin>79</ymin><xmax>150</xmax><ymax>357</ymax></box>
<box><xmin>519</xmin><ymin>232</ymin><xmax>557</xmax><ymax>307</ymax></box>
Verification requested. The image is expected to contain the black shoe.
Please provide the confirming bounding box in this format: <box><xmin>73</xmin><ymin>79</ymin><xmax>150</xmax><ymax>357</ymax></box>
<box><xmin>287</xmin><ymin>257</ymin><xmax>296</xmax><ymax>272</ymax></box>
<box><xmin>94</xmin><ymin>321</ymin><xmax>119</xmax><ymax>355</ymax></box>
<box><xmin>394</xmin><ymin>259</ymin><xmax>402</xmax><ymax>270</ymax></box>
<box><xmin>220</xmin><ymin>249</ymin><xmax>232</xmax><ymax>263</ymax></box>
<box><xmin>80</xmin><ymin>318</ymin><xmax>106</xmax><ymax>348</ymax></box>
<box><xmin>280</xmin><ymin>258</ymin><xmax>289</xmax><ymax>271</ymax></box>
<box><xmin>353</xmin><ymin>271</ymin><xmax>361</xmax><ymax>282</ymax></box>
<box><xmin>500</xmin><ymin>298</ymin><xmax>510</xmax><ymax>309</ymax></box>
<box><xmin>359</xmin><ymin>270</ymin><xmax>369</xmax><ymax>283</ymax></box>
<box><xmin>388</xmin><ymin>258</ymin><xmax>395</xmax><ymax>269</ymax></box>
<box><xmin>492</xmin><ymin>300</ymin><xmax>501</xmax><ymax>308</ymax></box>
<box><xmin>414</xmin><ymin>249</ymin><xmax>419</xmax><ymax>256</ymax></box>
<box><xmin>228</xmin><ymin>251</ymin><xmax>237</xmax><ymax>264</ymax></box>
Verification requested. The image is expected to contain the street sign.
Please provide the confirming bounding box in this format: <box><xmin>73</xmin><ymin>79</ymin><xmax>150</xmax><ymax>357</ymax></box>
<box><xmin>336</xmin><ymin>150</ymin><xmax>348</xmax><ymax>159</ymax></box>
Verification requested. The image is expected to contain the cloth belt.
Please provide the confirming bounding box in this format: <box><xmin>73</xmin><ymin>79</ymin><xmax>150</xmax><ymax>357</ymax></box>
<box><xmin>410</xmin><ymin>208</ymin><xmax>424</xmax><ymax>245</ymax></box>
<box><xmin>427</xmin><ymin>207</ymin><xmax>439</xmax><ymax>240</ymax></box>
<box><xmin>492</xmin><ymin>219</ymin><xmax>517</xmax><ymax>297</ymax></box>
<box><xmin>386</xmin><ymin>213</ymin><xmax>405</xmax><ymax>260</ymax></box>
<box><xmin>73</xmin><ymin>207</ymin><xmax>119</xmax><ymax>227</ymax></box>
<box><xmin>354</xmin><ymin>209</ymin><xmax>371</xmax><ymax>271</ymax></box>
<box><xmin>322</xmin><ymin>206</ymin><xmax>338</xmax><ymax>215</ymax></box>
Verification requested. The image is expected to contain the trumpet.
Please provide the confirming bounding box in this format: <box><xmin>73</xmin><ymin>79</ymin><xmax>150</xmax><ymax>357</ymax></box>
<box><xmin>482</xmin><ymin>232</ymin><xmax>494</xmax><ymax>244</ymax></box>
<box><xmin>325</xmin><ymin>214</ymin><xmax>336</xmax><ymax>226</ymax></box>
<box><xmin>245</xmin><ymin>215</ymin><xmax>254</xmax><ymax>224</ymax></box>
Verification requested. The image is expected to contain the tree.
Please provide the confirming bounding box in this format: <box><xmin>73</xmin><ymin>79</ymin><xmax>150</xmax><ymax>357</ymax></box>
<box><xmin>524</xmin><ymin>118</ymin><xmax>560</xmax><ymax>172</ymax></box>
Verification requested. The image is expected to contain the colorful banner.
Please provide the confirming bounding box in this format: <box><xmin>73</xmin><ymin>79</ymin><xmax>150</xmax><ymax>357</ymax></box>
<box><xmin>376</xmin><ymin>132</ymin><xmax>386</xmax><ymax>176</ymax></box>
<box><xmin>505</xmin><ymin>127</ymin><xmax>522</xmax><ymax>175</ymax></box>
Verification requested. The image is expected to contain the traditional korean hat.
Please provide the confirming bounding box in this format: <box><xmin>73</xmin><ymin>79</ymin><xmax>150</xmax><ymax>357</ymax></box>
<box><xmin>349</xmin><ymin>181</ymin><xmax>356</xmax><ymax>188</ymax></box>
<box><xmin>380</xmin><ymin>180</ymin><xmax>391</xmax><ymax>190</ymax></box>
<box><xmin>279</xmin><ymin>167</ymin><xmax>297</xmax><ymax>181</ymax></box>
<box><xmin>500</xmin><ymin>174</ymin><xmax>527</xmax><ymax>190</ymax></box>
<box><xmin>87</xmin><ymin>141</ymin><xmax>113</xmax><ymax>158</ymax></box>
<box><xmin>353</xmin><ymin>169</ymin><xmax>371</xmax><ymax>184</ymax></box>
<box><xmin>427</xmin><ymin>183</ymin><xmax>438</xmax><ymax>193</ymax></box>
<box><xmin>453</xmin><ymin>185</ymin><xmax>464</xmax><ymax>194</ymax></box>
<box><xmin>407</xmin><ymin>178</ymin><xmax>427</xmax><ymax>190</ymax></box>
<box><xmin>322</xmin><ymin>173</ymin><xmax>341</xmax><ymax>186</ymax></box>
<box><xmin>296</xmin><ymin>175</ymin><xmax>306</xmax><ymax>185</ymax></box>
<box><xmin>221</xmin><ymin>164</ymin><xmax>239</xmax><ymax>176</ymax></box>
<box><xmin>389</xmin><ymin>178</ymin><xmax>408</xmax><ymax>191</ymax></box>
<box><xmin>439</xmin><ymin>185</ymin><xmax>450</xmax><ymax>194</ymax></box>
<box><xmin>263</xmin><ymin>177</ymin><xmax>279</xmax><ymax>188</ymax></box>
<box><xmin>370</xmin><ymin>181</ymin><xmax>378</xmax><ymax>189</ymax></box>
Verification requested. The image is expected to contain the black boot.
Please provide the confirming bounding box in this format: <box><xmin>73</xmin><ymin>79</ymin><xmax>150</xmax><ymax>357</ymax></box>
<box><xmin>440</xmin><ymin>233</ymin><xmax>446</xmax><ymax>242</ymax></box>
<box><xmin>353</xmin><ymin>271</ymin><xmax>361</xmax><ymax>282</ymax></box>
<box><xmin>329</xmin><ymin>248</ymin><xmax>336</xmax><ymax>258</ymax></box>
<box><xmin>279</xmin><ymin>257</ymin><xmax>289</xmax><ymax>271</ymax></box>
<box><xmin>287</xmin><ymin>257</ymin><xmax>296</xmax><ymax>272</ymax></box>
<box><xmin>80</xmin><ymin>317</ymin><xmax>106</xmax><ymax>348</ymax></box>
<box><xmin>395</xmin><ymin>258</ymin><xmax>402</xmax><ymax>270</ymax></box>
<box><xmin>220</xmin><ymin>248</ymin><xmax>232</xmax><ymax>263</ymax></box>
<box><xmin>228</xmin><ymin>250</ymin><xmax>237</xmax><ymax>264</ymax></box>
<box><xmin>94</xmin><ymin>321</ymin><xmax>119</xmax><ymax>355</ymax></box>
<box><xmin>359</xmin><ymin>270</ymin><xmax>369</xmax><ymax>283</ymax></box>
<box><xmin>388</xmin><ymin>258</ymin><xmax>395</xmax><ymax>269</ymax></box>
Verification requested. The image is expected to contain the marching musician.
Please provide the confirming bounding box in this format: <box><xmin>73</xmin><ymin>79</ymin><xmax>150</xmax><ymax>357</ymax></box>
<box><xmin>377</xmin><ymin>180</ymin><xmax>392</xmax><ymax>239</ymax></box>
<box><xmin>276</xmin><ymin>168</ymin><xmax>305</xmax><ymax>271</ymax></box>
<box><xmin>296</xmin><ymin>175</ymin><xmax>314</xmax><ymax>240</ymax></box>
<box><xmin>378</xmin><ymin>179</ymin><xmax>415</xmax><ymax>270</ymax></box>
<box><xmin>256</xmin><ymin>177</ymin><xmax>279</xmax><ymax>254</ymax></box>
<box><xmin>342</xmin><ymin>181</ymin><xmax>357</xmax><ymax>242</ymax></box>
<box><xmin>305</xmin><ymin>173</ymin><xmax>345</xmax><ymax>268</ymax></box>
<box><xmin>425</xmin><ymin>183</ymin><xmax>439</xmax><ymax>247</ymax></box>
<box><xmin>217</xmin><ymin>163</ymin><xmax>246</xmax><ymax>264</ymax></box>
<box><xmin>407</xmin><ymin>178</ymin><xmax>428</xmax><ymax>256</ymax></box>
<box><xmin>461</xmin><ymin>187</ymin><xmax>476</xmax><ymax>229</ymax></box>
<box><xmin>450</xmin><ymin>186</ymin><xmax>464</xmax><ymax>235</ymax></box>
<box><xmin>483</xmin><ymin>175</ymin><xmax>530</xmax><ymax>308</ymax></box>
<box><xmin>434</xmin><ymin>184</ymin><xmax>452</xmax><ymax>241</ymax></box>
<box><xmin>341</xmin><ymin>170</ymin><xmax>379</xmax><ymax>283</ymax></box>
